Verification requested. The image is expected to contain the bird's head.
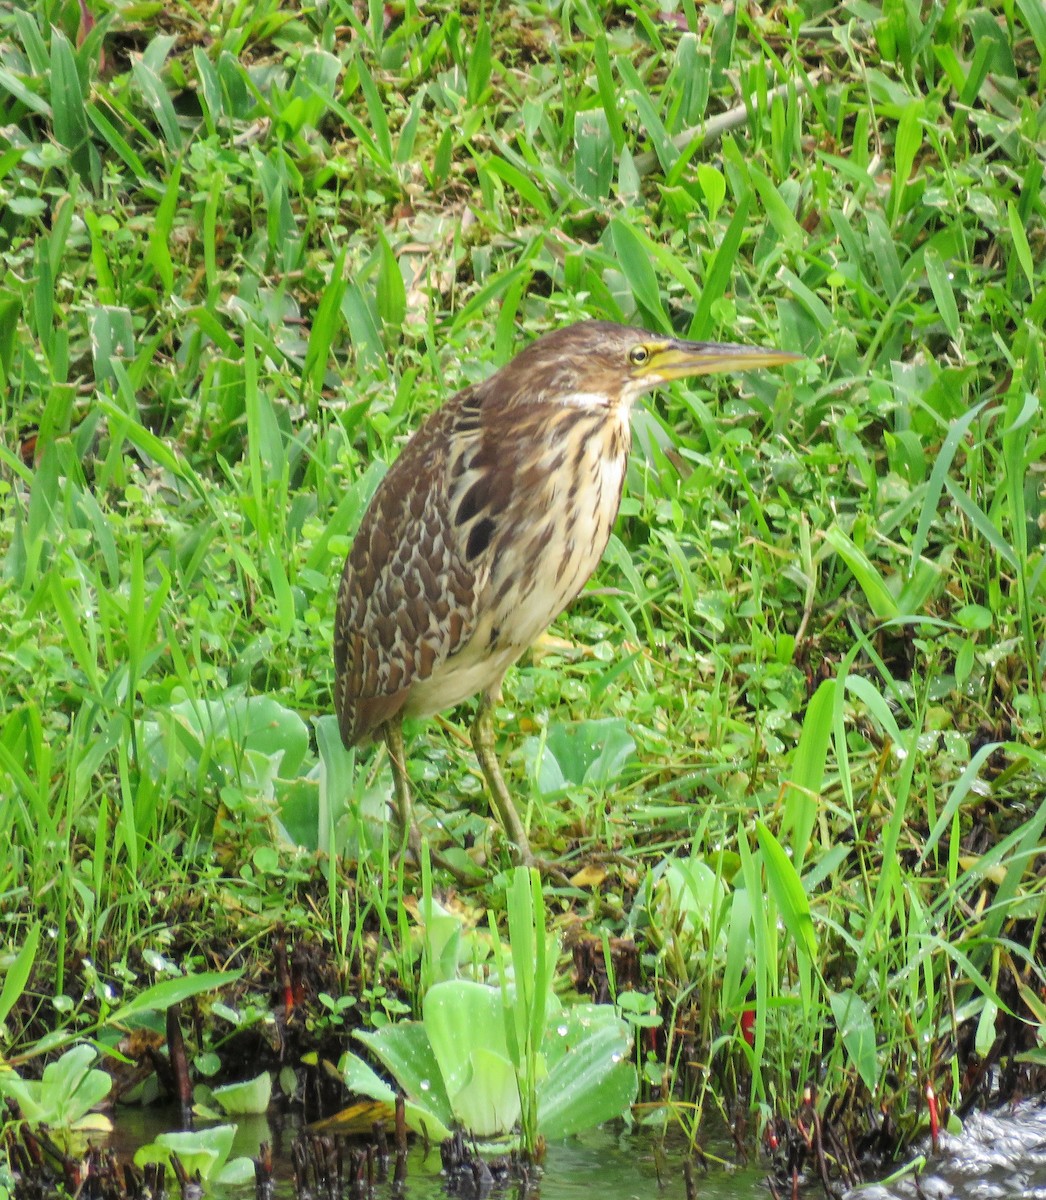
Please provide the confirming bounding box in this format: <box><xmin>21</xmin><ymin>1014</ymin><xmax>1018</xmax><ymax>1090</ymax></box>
<box><xmin>494</xmin><ymin>319</ymin><xmax>801</xmax><ymax>410</ymax></box>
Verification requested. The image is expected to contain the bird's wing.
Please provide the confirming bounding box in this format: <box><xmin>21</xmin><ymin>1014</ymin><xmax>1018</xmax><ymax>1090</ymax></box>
<box><xmin>334</xmin><ymin>401</ymin><xmax>487</xmax><ymax>747</ymax></box>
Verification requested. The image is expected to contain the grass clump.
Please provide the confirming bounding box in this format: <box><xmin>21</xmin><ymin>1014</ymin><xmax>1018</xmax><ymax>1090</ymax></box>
<box><xmin>0</xmin><ymin>0</ymin><xmax>1044</xmax><ymax>1188</ymax></box>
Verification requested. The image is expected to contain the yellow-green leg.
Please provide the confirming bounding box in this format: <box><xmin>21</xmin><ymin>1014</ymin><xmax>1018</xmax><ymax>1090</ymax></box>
<box><xmin>383</xmin><ymin>719</ymin><xmax>479</xmax><ymax>885</ymax></box>
<box><xmin>470</xmin><ymin>692</ymin><xmax>534</xmax><ymax>867</ymax></box>
<box><xmin>383</xmin><ymin>718</ymin><xmax>422</xmax><ymax>860</ymax></box>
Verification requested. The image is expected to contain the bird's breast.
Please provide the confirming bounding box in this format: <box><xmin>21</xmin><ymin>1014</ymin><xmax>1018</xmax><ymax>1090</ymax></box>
<box><xmin>481</xmin><ymin>405</ymin><xmax>630</xmax><ymax>650</ymax></box>
<box><xmin>400</xmin><ymin>402</ymin><xmax>631</xmax><ymax>719</ymax></box>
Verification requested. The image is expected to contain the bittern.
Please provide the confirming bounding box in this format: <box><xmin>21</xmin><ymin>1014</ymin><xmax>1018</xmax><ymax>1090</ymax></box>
<box><xmin>334</xmin><ymin>320</ymin><xmax>798</xmax><ymax>867</ymax></box>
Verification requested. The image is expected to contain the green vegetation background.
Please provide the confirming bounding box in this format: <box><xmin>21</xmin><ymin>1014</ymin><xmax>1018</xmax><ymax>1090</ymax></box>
<box><xmin>1</xmin><ymin>0</ymin><xmax>1044</xmax><ymax>1153</ymax></box>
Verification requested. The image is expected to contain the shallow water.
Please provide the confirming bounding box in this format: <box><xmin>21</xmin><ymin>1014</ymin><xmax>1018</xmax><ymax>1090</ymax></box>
<box><xmin>106</xmin><ymin>1108</ymin><xmax>770</xmax><ymax>1198</ymax></box>
<box><xmin>102</xmin><ymin>1101</ymin><xmax>1046</xmax><ymax>1198</ymax></box>
<box><xmin>844</xmin><ymin>1103</ymin><xmax>1046</xmax><ymax>1200</ymax></box>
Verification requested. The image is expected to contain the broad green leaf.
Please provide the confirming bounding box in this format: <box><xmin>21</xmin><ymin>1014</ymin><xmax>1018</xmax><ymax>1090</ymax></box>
<box><xmin>755</xmin><ymin>821</ymin><xmax>817</xmax><ymax>961</ymax></box>
<box><xmin>782</xmin><ymin>677</ymin><xmax>835</xmax><ymax>866</ymax></box>
<box><xmin>0</xmin><ymin>924</ymin><xmax>40</xmax><ymax>1026</ymax></box>
<box><xmin>924</xmin><ymin>249</ymin><xmax>959</xmax><ymax>340</ymax></box>
<box><xmin>829</xmin><ymin>989</ymin><xmax>879</xmax><ymax>1093</ymax></box>
<box><xmin>609</xmin><ymin>215</ymin><xmax>669</xmax><ymax>328</ymax></box>
<box><xmin>341</xmin><ymin>1050</ymin><xmax>454</xmax><ymax>1141</ymax></box>
<box><xmin>423</xmin><ymin>980</ymin><xmax>511</xmax><ymax>1108</ymax></box>
<box><xmin>824</xmin><ymin>526</ymin><xmax>899</xmax><ymax>620</ymax></box>
<box><xmin>106</xmin><ymin>971</ymin><xmax>242</xmax><ymax>1024</ymax></box>
<box><xmin>134</xmin><ymin>1125</ymin><xmax>254</xmax><ymax>1185</ymax></box>
<box><xmin>448</xmin><ymin>1046</ymin><xmax>520</xmax><ymax>1137</ymax></box>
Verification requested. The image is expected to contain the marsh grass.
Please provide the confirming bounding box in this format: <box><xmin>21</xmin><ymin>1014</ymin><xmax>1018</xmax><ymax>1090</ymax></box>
<box><xmin>0</xmin><ymin>0</ymin><xmax>1044</xmax><ymax>1172</ymax></box>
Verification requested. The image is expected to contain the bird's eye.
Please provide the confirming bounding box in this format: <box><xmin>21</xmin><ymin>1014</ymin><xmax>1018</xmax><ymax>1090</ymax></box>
<box><xmin>629</xmin><ymin>345</ymin><xmax>650</xmax><ymax>366</ymax></box>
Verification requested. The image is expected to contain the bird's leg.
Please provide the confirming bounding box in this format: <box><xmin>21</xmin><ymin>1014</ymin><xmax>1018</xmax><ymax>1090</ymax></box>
<box><xmin>471</xmin><ymin>692</ymin><xmax>534</xmax><ymax>866</ymax></box>
<box><xmin>382</xmin><ymin>719</ymin><xmax>423</xmax><ymax>860</ymax></box>
<box><xmin>383</xmin><ymin>720</ymin><xmax>480</xmax><ymax>884</ymax></box>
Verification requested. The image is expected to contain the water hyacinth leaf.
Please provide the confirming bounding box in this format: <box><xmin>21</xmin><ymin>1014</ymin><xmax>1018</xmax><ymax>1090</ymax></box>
<box><xmin>829</xmin><ymin>989</ymin><xmax>879</xmax><ymax>1093</ymax></box>
<box><xmin>423</xmin><ymin>981</ymin><xmax>514</xmax><ymax>1108</ymax></box>
<box><xmin>211</xmin><ymin>1071</ymin><xmax>272</xmax><ymax>1116</ymax></box>
<box><xmin>0</xmin><ymin>1071</ymin><xmax>47</xmax><ymax>1126</ymax></box>
<box><xmin>44</xmin><ymin>1045</ymin><xmax>112</xmax><ymax>1125</ymax></box>
<box><xmin>341</xmin><ymin>1049</ymin><xmax>454</xmax><ymax>1141</ymax></box>
<box><xmin>657</xmin><ymin>856</ymin><xmax>729</xmax><ymax>957</ymax></box>
<box><xmin>0</xmin><ymin>1044</ymin><xmax>111</xmax><ymax>1129</ymax></box>
<box><xmin>134</xmin><ymin>1125</ymin><xmax>254</xmax><ymax>1185</ymax></box>
<box><xmin>447</xmin><ymin>1046</ymin><xmax>521</xmax><ymax>1138</ymax></box>
<box><xmin>141</xmin><ymin>694</ymin><xmax>309</xmax><ymax>781</ymax></box>
<box><xmin>537</xmin><ymin>1006</ymin><xmax>636</xmax><ymax>1137</ymax></box>
<box><xmin>351</xmin><ymin>1021</ymin><xmax>454</xmax><ymax>1133</ymax></box>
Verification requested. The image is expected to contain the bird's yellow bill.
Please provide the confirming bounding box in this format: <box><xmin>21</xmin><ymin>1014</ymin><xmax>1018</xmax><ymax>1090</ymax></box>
<box><xmin>647</xmin><ymin>341</ymin><xmax>802</xmax><ymax>380</ymax></box>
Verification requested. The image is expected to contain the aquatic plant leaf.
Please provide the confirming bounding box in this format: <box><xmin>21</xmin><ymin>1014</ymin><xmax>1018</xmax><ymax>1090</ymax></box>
<box><xmin>211</xmin><ymin>1071</ymin><xmax>272</xmax><ymax>1115</ymax></box>
<box><xmin>423</xmin><ymin>980</ymin><xmax>512</xmax><ymax>1100</ymax></box>
<box><xmin>0</xmin><ymin>1044</ymin><xmax>113</xmax><ymax>1130</ymax></box>
<box><xmin>658</xmin><ymin>855</ymin><xmax>729</xmax><ymax>958</ymax></box>
<box><xmin>0</xmin><ymin>1068</ymin><xmax>47</xmax><ymax>1124</ymax></box>
<box><xmin>350</xmin><ymin>1022</ymin><xmax>454</xmax><ymax>1136</ymax></box>
<box><xmin>106</xmin><ymin>970</ymin><xmax>242</xmax><ymax>1023</ymax></box>
<box><xmin>134</xmin><ymin>1124</ymin><xmax>254</xmax><ymax>1185</ymax></box>
<box><xmin>537</xmin><ymin>1007</ymin><xmax>637</xmax><ymax>1138</ymax></box>
<box><xmin>46</xmin><ymin>1044</ymin><xmax>112</xmax><ymax>1125</ymax></box>
<box><xmin>447</xmin><ymin>1046</ymin><xmax>521</xmax><ymax>1138</ymax></box>
<box><xmin>141</xmin><ymin>692</ymin><xmax>309</xmax><ymax>780</ymax></box>
<box><xmin>341</xmin><ymin>1051</ymin><xmax>453</xmax><ymax>1141</ymax></box>
<box><xmin>0</xmin><ymin>924</ymin><xmax>39</xmax><ymax>1027</ymax></box>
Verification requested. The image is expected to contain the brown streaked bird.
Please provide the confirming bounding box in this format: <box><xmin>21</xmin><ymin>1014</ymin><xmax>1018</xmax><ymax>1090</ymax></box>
<box><xmin>334</xmin><ymin>320</ymin><xmax>800</xmax><ymax>869</ymax></box>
